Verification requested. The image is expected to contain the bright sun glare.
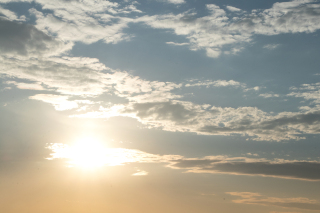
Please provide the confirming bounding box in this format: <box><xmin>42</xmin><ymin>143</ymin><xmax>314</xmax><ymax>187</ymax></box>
<box><xmin>68</xmin><ymin>138</ymin><xmax>107</xmax><ymax>168</ymax></box>
<box><xmin>47</xmin><ymin>137</ymin><xmax>139</xmax><ymax>169</ymax></box>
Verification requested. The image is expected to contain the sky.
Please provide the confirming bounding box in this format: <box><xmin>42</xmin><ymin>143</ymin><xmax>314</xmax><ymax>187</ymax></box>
<box><xmin>1</xmin><ymin>0</ymin><xmax>320</xmax><ymax>212</ymax></box>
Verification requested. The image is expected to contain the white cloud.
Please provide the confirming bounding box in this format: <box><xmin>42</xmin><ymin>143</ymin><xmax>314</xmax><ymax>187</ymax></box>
<box><xmin>166</xmin><ymin>0</ymin><xmax>185</xmax><ymax>4</ymax></box>
<box><xmin>139</xmin><ymin>0</ymin><xmax>320</xmax><ymax>57</ymax></box>
<box><xmin>2</xmin><ymin>0</ymin><xmax>320</xmax><ymax>58</ymax></box>
<box><xmin>226</xmin><ymin>6</ymin><xmax>242</xmax><ymax>12</ymax></box>
<box><xmin>6</xmin><ymin>81</ymin><xmax>45</xmax><ymax>90</ymax></box>
<box><xmin>74</xmin><ymin>99</ymin><xmax>320</xmax><ymax>141</ymax></box>
<box><xmin>259</xmin><ymin>93</ymin><xmax>280</xmax><ymax>98</ymax></box>
<box><xmin>0</xmin><ymin>6</ymin><xmax>20</xmax><ymax>20</ymax></box>
<box><xmin>166</xmin><ymin>41</ymin><xmax>189</xmax><ymax>46</ymax></box>
<box><xmin>288</xmin><ymin>82</ymin><xmax>320</xmax><ymax>103</ymax></box>
<box><xmin>185</xmin><ymin>79</ymin><xmax>246</xmax><ymax>88</ymax></box>
<box><xmin>29</xmin><ymin>94</ymin><xmax>78</xmax><ymax>111</ymax></box>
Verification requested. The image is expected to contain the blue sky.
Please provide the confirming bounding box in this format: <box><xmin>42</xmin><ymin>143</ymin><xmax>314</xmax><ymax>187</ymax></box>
<box><xmin>1</xmin><ymin>0</ymin><xmax>320</xmax><ymax>212</ymax></box>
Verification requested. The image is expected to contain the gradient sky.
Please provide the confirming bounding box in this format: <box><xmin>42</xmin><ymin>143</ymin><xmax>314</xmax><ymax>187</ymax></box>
<box><xmin>1</xmin><ymin>0</ymin><xmax>320</xmax><ymax>212</ymax></box>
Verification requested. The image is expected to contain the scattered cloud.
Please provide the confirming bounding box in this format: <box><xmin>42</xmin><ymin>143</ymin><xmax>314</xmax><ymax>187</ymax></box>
<box><xmin>288</xmin><ymin>82</ymin><xmax>320</xmax><ymax>104</ymax></box>
<box><xmin>140</xmin><ymin>0</ymin><xmax>320</xmax><ymax>57</ymax></box>
<box><xmin>2</xmin><ymin>0</ymin><xmax>320</xmax><ymax>142</ymax></box>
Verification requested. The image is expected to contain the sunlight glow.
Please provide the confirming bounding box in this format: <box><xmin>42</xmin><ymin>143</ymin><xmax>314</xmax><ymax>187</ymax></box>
<box><xmin>46</xmin><ymin>138</ymin><xmax>134</xmax><ymax>169</ymax></box>
<box><xmin>46</xmin><ymin>139</ymin><xmax>167</xmax><ymax>169</ymax></box>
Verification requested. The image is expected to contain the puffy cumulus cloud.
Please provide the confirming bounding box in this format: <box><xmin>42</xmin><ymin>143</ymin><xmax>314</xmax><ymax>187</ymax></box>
<box><xmin>139</xmin><ymin>0</ymin><xmax>320</xmax><ymax>57</ymax></box>
<box><xmin>0</xmin><ymin>18</ymin><xmax>71</xmax><ymax>57</ymax></box>
<box><xmin>227</xmin><ymin>192</ymin><xmax>320</xmax><ymax>211</ymax></box>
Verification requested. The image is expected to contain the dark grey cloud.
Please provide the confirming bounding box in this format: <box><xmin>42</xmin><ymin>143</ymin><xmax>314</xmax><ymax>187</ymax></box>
<box><xmin>0</xmin><ymin>17</ymin><xmax>67</xmax><ymax>56</ymax></box>
<box><xmin>170</xmin><ymin>160</ymin><xmax>320</xmax><ymax>181</ymax></box>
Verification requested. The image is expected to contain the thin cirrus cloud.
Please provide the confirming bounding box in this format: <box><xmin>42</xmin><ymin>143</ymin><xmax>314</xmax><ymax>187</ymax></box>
<box><xmin>227</xmin><ymin>192</ymin><xmax>320</xmax><ymax>211</ymax></box>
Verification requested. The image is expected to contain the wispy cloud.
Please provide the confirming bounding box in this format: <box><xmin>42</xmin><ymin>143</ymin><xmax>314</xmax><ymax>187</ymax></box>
<box><xmin>227</xmin><ymin>192</ymin><xmax>320</xmax><ymax>211</ymax></box>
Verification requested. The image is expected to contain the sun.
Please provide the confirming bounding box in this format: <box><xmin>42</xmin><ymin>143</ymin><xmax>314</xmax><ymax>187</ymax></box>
<box><xmin>68</xmin><ymin>137</ymin><xmax>107</xmax><ymax>168</ymax></box>
<box><xmin>47</xmin><ymin>137</ymin><xmax>136</xmax><ymax>169</ymax></box>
